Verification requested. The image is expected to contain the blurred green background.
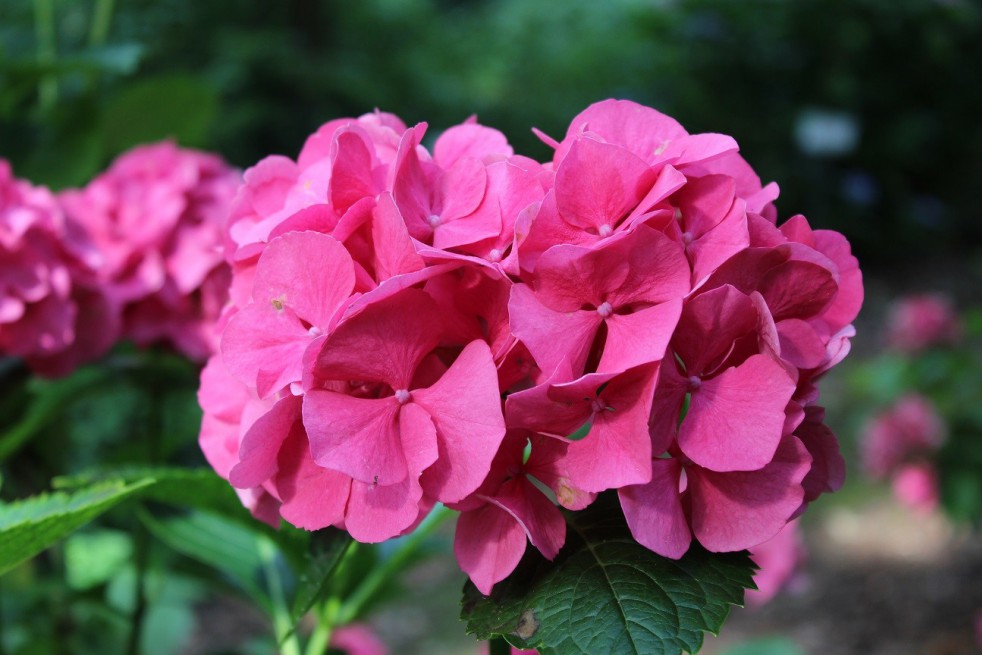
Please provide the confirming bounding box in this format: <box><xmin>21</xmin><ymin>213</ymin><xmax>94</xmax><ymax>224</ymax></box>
<box><xmin>4</xmin><ymin>2</ymin><xmax>982</xmax><ymax>654</ymax></box>
<box><xmin>3</xmin><ymin>0</ymin><xmax>982</xmax><ymax>273</ymax></box>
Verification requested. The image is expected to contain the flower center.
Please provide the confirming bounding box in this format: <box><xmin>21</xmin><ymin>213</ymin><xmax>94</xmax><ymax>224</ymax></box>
<box><xmin>427</xmin><ymin>214</ymin><xmax>442</xmax><ymax>228</ymax></box>
<box><xmin>681</xmin><ymin>231</ymin><xmax>694</xmax><ymax>246</ymax></box>
<box><xmin>596</xmin><ymin>301</ymin><xmax>614</xmax><ymax>318</ymax></box>
<box><xmin>307</xmin><ymin>325</ymin><xmax>323</xmax><ymax>337</ymax></box>
<box><xmin>598</xmin><ymin>224</ymin><xmax>613</xmax><ymax>237</ymax></box>
<box><xmin>488</xmin><ymin>248</ymin><xmax>503</xmax><ymax>262</ymax></box>
<box><xmin>394</xmin><ymin>389</ymin><xmax>412</xmax><ymax>404</ymax></box>
<box><xmin>687</xmin><ymin>375</ymin><xmax>702</xmax><ymax>392</ymax></box>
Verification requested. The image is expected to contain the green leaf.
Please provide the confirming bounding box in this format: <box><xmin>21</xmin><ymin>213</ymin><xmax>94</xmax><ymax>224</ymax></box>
<box><xmin>461</xmin><ymin>493</ymin><xmax>756</xmax><ymax>655</ymax></box>
<box><xmin>289</xmin><ymin>528</ymin><xmax>352</xmax><ymax>625</ymax></box>
<box><xmin>0</xmin><ymin>479</ymin><xmax>153</xmax><ymax>576</ymax></box>
<box><xmin>101</xmin><ymin>73</ymin><xmax>219</xmax><ymax>152</ymax></box>
<box><xmin>719</xmin><ymin>637</ymin><xmax>805</xmax><ymax>655</ymax></box>
<box><xmin>64</xmin><ymin>529</ymin><xmax>133</xmax><ymax>590</ymax></box>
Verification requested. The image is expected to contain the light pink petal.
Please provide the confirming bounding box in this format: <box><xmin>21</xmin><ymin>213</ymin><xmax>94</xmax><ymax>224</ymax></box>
<box><xmin>253</xmin><ymin>231</ymin><xmax>355</xmax><ymax>328</ymax></box>
<box><xmin>598</xmin><ymin>300</ymin><xmax>682</xmax><ymax>374</ymax></box>
<box><xmin>414</xmin><ymin>340</ymin><xmax>506</xmax><ymax>503</ymax></box>
<box><xmin>229</xmin><ymin>395</ymin><xmax>301</xmax><ymax>488</ymax></box>
<box><xmin>680</xmin><ymin>354</ymin><xmax>796</xmax><ymax>472</ymax></box>
<box><xmin>557</xmin><ymin>99</ymin><xmax>688</xmax><ymax>165</ymax></box>
<box><xmin>508</xmin><ymin>283</ymin><xmax>601</xmax><ymax>379</ymax></box>
<box><xmin>554</xmin><ymin>138</ymin><xmax>657</xmax><ymax>231</ymax></box>
<box><xmin>303</xmin><ymin>391</ymin><xmax>407</xmax><ymax>485</ymax></box>
<box><xmin>314</xmin><ymin>288</ymin><xmax>442</xmax><ymax>390</ymax></box>
<box><xmin>221</xmin><ymin>301</ymin><xmax>310</xmax><ymax>397</ymax></box>
<box><xmin>330</xmin><ymin>128</ymin><xmax>380</xmax><ymax>214</ymax></box>
<box><xmin>661</xmin><ymin>133</ymin><xmax>739</xmax><ymax>168</ymax></box>
<box><xmin>438</xmin><ymin>156</ymin><xmax>487</xmax><ymax>222</ymax></box>
<box><xmin>455</xmin><ymin>502</ymin><xmax>528</xmax><ymax>595</ymax></box>
<box><xmin>689</xmin><ymin>436</ymin><xmax>811</xmax><ymax>552</ymax></box>
<box><xmin>434</xmin><ymin>123</ymin><xmax>512</xmax><ymax>167</ymax></box>
<box><xmin>620</xmin><ymin>458</ymin><xmax>691</xmax><ymax>559</ymax></box>
<box><xmin>329</xmin><ymin>624</ymin><xmax>389</xmax><ymax>655</ymax></box>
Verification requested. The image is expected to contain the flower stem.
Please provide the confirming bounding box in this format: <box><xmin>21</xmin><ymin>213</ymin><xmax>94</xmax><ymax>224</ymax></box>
<box><xmin>87</xmin><ymin>0</ymin><xmax>115</xmax><ymax>47</ymax></box>
<box><xmin>335</xmin><ymin>504</ymin><xmax>453</xmax><ymax>626</ymax></box>
<box><xmin>259</xmin><ymin>537</ymin><xmax>302</xmax><ymax>655</ymax></box>
<box><xmin>33</xmin><ymin>0</ymin><xmax>58</xmax><ymax>111</ymax></box>
<box><xmin>303</xmin><ymin>595</ymin><xmax>341</xmax><ymax>655</ymax></box>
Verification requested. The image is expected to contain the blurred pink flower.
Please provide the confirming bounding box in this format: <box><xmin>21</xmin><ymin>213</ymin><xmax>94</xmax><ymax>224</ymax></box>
<box><xmin>861</xmin><ymin>394</ymin><xmax>945</xmax><ymax>479</ymax></box>
<box><xmin>59</xmin><ymin>141</ymin><xmax>239</xmax><ymax>360</ymax></box>
<box><xmin>891</xmin><ymin>462</ymin><xmax>939</xmax><ymax>514</ymax></box>
<box><xmin>885</xmin><ymin>293</ymin><xmax>961</xmax><ymax>353</ymax></box>
<box><xmin>746</xmin><ymin>519</ymin><xmax>806</xmax><ymax>607</ymax></box>
<box><xmin>329</xmin><ymin>624</ymin><xmax>388</xmax><ymax>655</ymax></box>
<box><xmin>0</xmin><ymin>160</ymin><xmax>115</xmax><ymax>376</ymax></box>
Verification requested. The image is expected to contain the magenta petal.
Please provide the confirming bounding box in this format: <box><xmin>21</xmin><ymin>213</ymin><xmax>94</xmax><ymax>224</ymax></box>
<box><xmin>562</xmin><ymin>365</ymin><xmax>659</xmax><ymax>492</ymax></box>
<box><xmin>620</xmin><ymin>458</ymin><xmax>691</xmax><ymax>559</ymax></box>
<box><xmin>455</xmin><ymin>503</ymin><xmax>528</xmax><ymax>595</ymax></box>
<box><xmin>662</xmin><ymin>133</ymin><xmax>739</xmax><ymax>167</ymax></box>
<box><xmin>598</xmin><ymin>300</ymin><xmax>682</xmax><ymax>374</ymax></box>
<box><xmin>680</xmin><ymin>354</ymin><xmax>796</xmax><ymax>472</ymax></box>
<box><xmin>330</xmin><ymin>129</ymin><xmax>379</xmax><ymax>214</ymax></box>
<box><xmin>777</xmin><ymin>318</ymin><xmax>828</xmax><ymax>370</ymax></box>
<box><xmin>346</xmin><ymin>475</ymin><xmax>425</xmax><ymax>543</ymax></box>
<box><xmin>314</xmin><ymin>288</ymin><xmax>442</xmax><ymax>389</ymax></box>
<box><xmin>794</xmin><ymin>407</ymin><xmax>846</xmax><ymax>501</ymax></box>
<box><xmin>759</xmin><ymin>260</ymin><xmax>837</xmax><ymax>322</ymax></box>
<box><xmin>271</xmin><ymin>425</ymin><xmax>351</xmax><ymax>530</ymax></box>
<box><xmin>509</xmin><ymin>284</ymin><xmax>601</xmax><ymax>378</ymax></box>
<box><xmin>813</xmin><ymin>229</ymin><xmax>863</xmax><ymax>331</ymax></box>
<box><xmin>688</xmin><ymin>436</ymin><xmax>811</xmax><ymax>552</ymax></box>
<box><xmin>304</xmin><ymin>391</ymin><xmax>408</xmax><ymax>485</ymax></box>
<box><xmin>221</xmin><ymin>302</ymin><xmax>310</xmax><ymax>397</ymax></box>
<box><xmin>254</xmin><ymin>231</ymin><xmax>355</xmax><ymax>328</ymax></box>
<box><xmin>371</xmin><ymin>193</ymin><xmax>424</xmax><ymax>281</ymax></box>
<box><xmin>554</xmin><ymin>138</ymin><xmax>657</xmax><ymax>231</ymax></box>
<box><xmin>414</xmin><ymin>340</ymin><xmax>506</xmax><ymax>503</ymax></box>
<box><xmin>434</xmin><ymin>123</ymin><xmax>513</xmax><ymax>167</ymax></box>
<box><xmin>228</xmin><ymin>395</ymin><xmax>301</xmax><ymax>489</ymax></box>
<box><xmin>438</xmin><ymin>156</ymin><xmax>487</xmax><ymax>222</ymax></box>
<box><xmin>672</xmin><ymin>285</ymin><xmax>757</xmax><ymax>374</ymax></box>
<box><xmin>488</xmin><ymin>478</ymin><xmax>566</xmax><ymax>560</ymax></box>
<box><xmin>558</xmin><ymin>99</ymin><xmax>688</xmax><ymax>165</ymax></box>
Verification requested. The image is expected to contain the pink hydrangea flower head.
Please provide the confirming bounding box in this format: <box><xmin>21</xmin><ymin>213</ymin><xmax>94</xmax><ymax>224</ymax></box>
<box><xmin>885</xmin><ymin>293</ymin><xmax>961</xmax><ymax>353</ymax></box>
<box><xmin>0</xmin><ymin>160</ymin><xmax>115</xmax><ymax>375</ymax></box>
<box><xmin>59</xmin><ymin>141</ymin><xmax>240</xmax><ymax>360</ymax></box>
<box><xmin>329</xmin><ymin>623</ymin><xmax>388</xmax><ymax>655</ymax></box>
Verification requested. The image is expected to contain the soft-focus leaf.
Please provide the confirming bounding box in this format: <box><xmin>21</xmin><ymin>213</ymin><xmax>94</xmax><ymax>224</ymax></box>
<box><xmin>461</xmin><ymin>493</ymin><xmax>756</xmax><ymax>655</ymax></box>
<box><xmin>289</xmin><ymin>528</ymin><xmax>352</xmax><ymax>625</ymax></box>
<box><xmin>719</xmin><ymin>637</ymin><xmax>806</xmax><ymax>655</ymax></box>
<box><xmin>0</xmin><ymin>479</ymin><xmax>152</xmax><ymax>576</ymax></box>
<box><xmin>64</xmin><ymin>529</ymin><xmax>133</xmax><ymax>590</ymax></box>
<box><xmin>102</xmin><ymin>73</ymin><xmax>219</xmax><ymax>152</ymax></box>
<box><xmin>139</xmin><ymin>508</ymin><xmax>269</xmax><ymax>607</ymax></box>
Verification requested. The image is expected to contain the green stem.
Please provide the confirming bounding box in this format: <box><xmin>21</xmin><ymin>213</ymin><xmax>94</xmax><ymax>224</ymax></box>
<box><xmin>303</xmin><ymin>595</ymin><xmax>341</xmax><ymax>655</ymax></box>
<box><xmin>87</xmin><ymin>0</ymin><xmax>115</xmax><ymax>47</ymax></box>
<box><xmin>125</xmin><ymin>520</ymin><xmax>149</xmax><ymax>655</ymax></box>
<box><xmin>335</xmin><ymin>505</ymin><xmax>453</xmax><ymax>626</ymax></box>
<box><xmin>33</xmin><ymin>0</ymin><xmax>58</xmax><ymax>111</ymax></box>
<box><xmin>259</xmin><ymin>538</ymin><xmax>302</xmax><ymax>655</ymax></box>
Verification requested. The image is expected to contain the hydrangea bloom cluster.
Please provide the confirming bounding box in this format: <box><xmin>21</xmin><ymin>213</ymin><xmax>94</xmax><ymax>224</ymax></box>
<box><xmin>59</xmin><ymin>142</ymin><xmax>239</xmax><ymax>362</ymax></box>
<box><xmin>200</xmin><ymin>100</ymin><xmax>862</xmax><ymax>594</ymax></box>
<box><xmin>861</xmin><ymin>393</ymin><xmax>945</xmax><ymax>513</ymax></box>
<box><xmin>0</xmin><ymin>160</ymin><xmax>111</xmax><ymax>376</ymax></box>
<box><xmin>885</xmin><ymin>293</ymin><xmax>961</xmax><ymax>353</ymax></box>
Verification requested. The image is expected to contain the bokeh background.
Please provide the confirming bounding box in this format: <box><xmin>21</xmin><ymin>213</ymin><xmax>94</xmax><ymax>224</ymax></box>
<box><xmin>2</xmin><ymin>1</ymin><xmax>982</xmax><ymax>654</ymax></box>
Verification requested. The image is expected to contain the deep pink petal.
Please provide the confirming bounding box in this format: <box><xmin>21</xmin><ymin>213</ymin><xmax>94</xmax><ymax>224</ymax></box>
<box><xmin>680</xmin><ymin>354</ymin><xmax>796</xmax><ymax>472</ymax></box>
<box><xmin>557</xmin><ymin>99</ymin><xmax>688</xmax><ymax>165</ymax></box>
<box><xmin>434</xmin><ymin>123</ymin><xmax>512</xmax><ymax>167</ymax></box>
<box><xmin>314</xmin><ymin>288</ymin><xmax>442</xmax><ymax>389</ymax></box>
<box><xmin>759</xmin><ymin>259</ymin><xmax>837</xmax><ymax>322</ymax></box>
<box><xmin>253</xmin><ymin>231</ymin><xmax>355</xmax><ymax>328</ymax></box>
<box><xmin>554</xmin><ymin>138</ymin><xmax>657</xmax><ymax>231</ymax></box>
<box><xmin>304</xmin><ymin>391</ymin><xmax>407</xmax><ymax>485</ymax></box>
<box><xmin>455</xmin><ymin>502</ymin><xmax>528</xmax><ymax>595</ymax></box>
<box><xmin>489</xmin><ymin>478</ymin><xmax>566</xmax><ymax>560</ymax></box>
<box><xmin>229</xmin><ymin>395</ymin><xmax>301</xmax><ymax>488</ymax></box>
<box><xmin>794</xmin><ymin>406</ymin><xmax>846</xmax><ymax>501</ymax></box>
<box><xmin>777</xmin><ymin>318</ymin><xmax>828</xmax><ymax>370</ymax></box>
<box><xmin>414</xmin><ymin>340</ymin><xmax>506</xmax><ymax>503</ymax></box>
<box><xmin>345</xmin><ymin>475</ymin><xmax>426</xmax><ymax>543</ymax></box>
<box><xmin>269</xmin><ymin>422</ymin><xmax>350</xmax><ymax>530</ymax></box>
<box><xmin>371</xmin><ymin>193</ymin><xmax>424</xmax><ymax>281</ymax></box>
<box><xmin>508</xmin><ymin>283</ymin><xmax>601</xmax><ymax>379</ymax></box>
<box><xmin>672</xmin><ymin>285</ymin><xmax>758</xmax><ymax>375</ymax></box>
<box><xmin>221</xmin><ymin>302</ymin><xmax>310</xmax><ymax>397</ymax></box>
<box><xmin>620</xmin><ymin>458</ymin><xmax>691</xmax><ymax>559</ymax></box>
<box><xmin>598</xmin><ymin>300</ymin><xmax>682</xmax><ymax>374</ymax></box>
<box><xmin>688</xmin><ymin>436</ymin><xmax>811</xmax><ymax>552</ymax></box>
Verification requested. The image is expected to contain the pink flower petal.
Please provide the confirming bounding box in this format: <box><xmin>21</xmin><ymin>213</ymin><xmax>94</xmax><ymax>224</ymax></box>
<box><xmin>688</xmin><ymin>436</ymin><xmax>811</xmax><ymax>552</ymax></box>
<box><xmin>680</xmin><ymin>353</ymin><xmax>796</xmax><ymax>472</ymax></box>
<box><xmin>620</xmin><ymin>458</ymin><xmax>691</xmax><ymax>559</ymax></box>
<box><xmin>598</xmin><ymin>299</ymin><xmax>682</xmax><ymax>374</ymax></box>
<box><xmin>455</xmin><ymin>502</ymin><xmax>528</xmax><ymax>595</ymax></box>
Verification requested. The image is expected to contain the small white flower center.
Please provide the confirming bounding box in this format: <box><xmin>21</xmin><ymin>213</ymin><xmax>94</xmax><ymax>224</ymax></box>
<box><xmin>488</xmin><ymin>248</ymin><xmax>503</xmax><ymax>262</ymax></box>
<box><xmin>394</xmin><ymin>389</ymin><xmax>412</xmax><ymax>404</ymax></box>
<box><xmin>681</xmin><ymin>231</ymin><xmax>694</xmax><ymax>246</ymax></box>
<box><xmin>591</xmin><ymin>398</ymin><xmax>608</xmax><ymax>414</ymax></box>
<box><xmin>596</xmin><ymin>301</ymin><xmax>614</xmax><ymax>318</ymax></box>
<box><xmin>598</xmin><ymin>224</ymin><xmax>613</xmax><ymax>237</ymax></box>
<box><xmin>307</xmin><ymin>326</ymin><xmax>323</xmax><ymax>337</ymax></box>
<box><xmin>673</xmin><ymin>207</ymin><xmax>683</xmax><ymax>221</ymax></box>
<box><xmin>427</xmin><ymin>214</ymin><xmax>442</xmax><ymax>228</ymax></box>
